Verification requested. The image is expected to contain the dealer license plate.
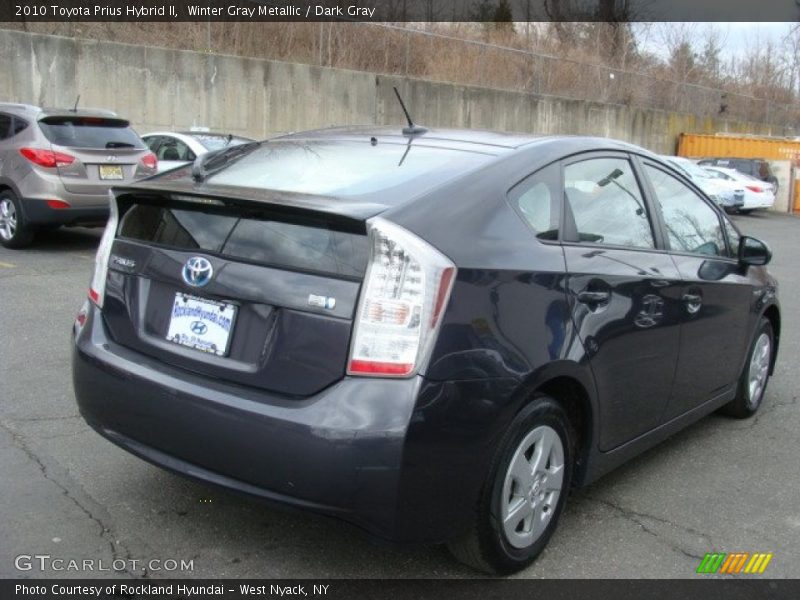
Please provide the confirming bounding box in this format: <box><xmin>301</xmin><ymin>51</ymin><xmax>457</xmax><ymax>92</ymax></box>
<box><xmin>166</xmin><ymin>293</ymin><xmax>237</xmax><ymax>357</ymax></box>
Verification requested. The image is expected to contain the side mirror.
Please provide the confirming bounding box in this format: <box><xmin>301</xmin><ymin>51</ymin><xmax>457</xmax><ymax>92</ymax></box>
<box><xmin>739</xmin><ymin>236</ymin><xmax>772</xmax><ymax>267</ymax></box>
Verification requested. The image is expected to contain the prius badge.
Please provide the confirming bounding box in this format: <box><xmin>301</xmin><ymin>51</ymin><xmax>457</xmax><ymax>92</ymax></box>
<box><xmin>182</xmin><ymin>256</ymin><xmax>213</xmax><ymax>287</ymax></box>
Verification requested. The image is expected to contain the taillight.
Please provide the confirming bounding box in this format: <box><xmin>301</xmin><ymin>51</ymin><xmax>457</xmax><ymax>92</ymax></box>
<box><xmin>88</xmin><ymin>194</ymin><xmax>118</xmax><ymax>308</ymax></box>
<box><xmin>746</xmin><ymin>185</ymin><xmax>763</xmax><ymax>193</ymax></box>
<box><xmin>348</xmin><ymin>218</ymin><xmax>456</xmax><ymax>378</ymax></box>
<box><xmin>20</xmin><ymin>147</ymin><xmax>75</xmax><ymax>168</ymax></box>
<box><xmin>46</xmin><ymin>199</ymin><xmax>71</xmax><ymax>209</ymax></box>
<box><xmin>141</xmin><ymin>152</ymin><xmax>158</xmax><ymax>170</ymax></box>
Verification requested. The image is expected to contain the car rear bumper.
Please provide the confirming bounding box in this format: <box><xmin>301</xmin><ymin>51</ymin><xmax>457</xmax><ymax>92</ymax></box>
<box><xmin>742</xmin><ymin>197</ymin><xmax>775</xmax><ymax>210</ymax></box>
<box><xmin>74</xmin><ymin>303</ymin><xmax>516</xmax><ymax>543</ymax></box>
<box><xmin>72</xmin><ymin>303</ymin><xmax>419</xmax><ymax>539</ymax></box>
<box><xmin>24</xmin><ymin>198</ymin><xmax>109</xmax><ymax>225</ymax></box>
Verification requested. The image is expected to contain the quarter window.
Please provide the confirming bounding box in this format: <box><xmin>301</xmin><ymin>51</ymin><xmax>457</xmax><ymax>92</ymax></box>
<box><xmin>13</xmin><ymin>117</ymin><xmax>29</xmax><ymax>135</ymax></box>
<box><xmin>645</xmin><ymin>165</ymin><xmax>727</xmax><ymax>257</ymax></box>
<box><xmin>563</xmin><ymin>157</ymin><xmax>654</xmax><ymax>248</ymax></box>
<box><xmin>509</xmin><ymin>162</ymin><xmax>560</xmax><ymax>240</ymax></box>
<box><xmin>0</xmin><ymin>114</ymin><xmax>11</xmax><ymax>140</ymax></box>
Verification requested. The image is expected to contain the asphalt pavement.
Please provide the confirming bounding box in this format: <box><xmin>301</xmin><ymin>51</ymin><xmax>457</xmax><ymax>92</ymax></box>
<box><xmin>1</xmin><ymin>212</ymin><xmax>798</xmax><ymax>579</ymax></box>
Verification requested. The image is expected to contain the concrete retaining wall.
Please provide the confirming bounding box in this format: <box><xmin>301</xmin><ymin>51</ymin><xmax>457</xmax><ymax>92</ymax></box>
<box><xmin>1</xmin><ymin>29</ymin><xmax>791</xmax><ymax>156</ymax></box>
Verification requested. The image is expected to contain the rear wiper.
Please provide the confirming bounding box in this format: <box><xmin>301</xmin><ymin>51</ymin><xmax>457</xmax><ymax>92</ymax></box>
<box><xmin>192</xmin><ymin>141</ymin><xmax>262</xmax><ymax>182</ymax></box>
<box><xmin>106</xmin><ymin>141</ymin><xmax>136</xmax><ymax>149</ymax></box>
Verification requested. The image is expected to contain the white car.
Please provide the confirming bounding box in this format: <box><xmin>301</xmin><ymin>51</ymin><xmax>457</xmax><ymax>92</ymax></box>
<box><xmin>142</xmin><ymin>131</ymin><xmax>255</xmax><ymax>173</ymax></box>
<box><xmin>660</xmin><ymin>156</ymin><xmax>744</xmax><ymax>213</ymax></box>
<box><xmin>703</xmin><ymin>166</ymin><xmax>776</xmax><ymax>213</ymax></box>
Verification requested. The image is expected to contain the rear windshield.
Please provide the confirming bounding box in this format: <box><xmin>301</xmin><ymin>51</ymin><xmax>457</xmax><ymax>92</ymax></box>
<box><xmin>118</xmin><ymin>204</ymin><xmax>368</xmax><ymax>278</ymax></box>
<box><xmin>206</xmin><ymin>140</ymin><xmax>493</xmax><ymax>198</ymax></box>
<box><xmin>191</xmin><ymin>134</ymin><xmax>253</xmax><ymax>152</ymax></box>
<box><xmin>38</xmin><ymin>116</ymin><xmax>145</xmax><ymax>150</ymax></box>
<box><xmin>669</xmin><ymin>158</ymin><xmax>712</xmax><ymax>180</ymax></box>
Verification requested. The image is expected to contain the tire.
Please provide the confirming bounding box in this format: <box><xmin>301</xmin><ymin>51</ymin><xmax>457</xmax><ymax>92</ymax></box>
<box><xmin>720</xmin><ymin>317</ymin><xmax>774</xmax><ymax>419</ymax></box>
<box><xmin>0</xmin><ymin>190</ymin><xmax>35</xmax><ymax>248</ymax></box>
<box><xmin>738</xmin><ymin>209</ymin><xmax>753</xmax><ymax>215</ymax></box>
<box><xmin>448</xmin><ymin>396</ymin><xmax>574</xmax><ymax>574</ymax></box>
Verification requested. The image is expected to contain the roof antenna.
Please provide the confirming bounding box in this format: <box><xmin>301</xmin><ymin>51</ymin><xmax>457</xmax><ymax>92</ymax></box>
<box><xmin>72</xmin><ymin>95</ymin><xmax>80</xmax><ymax>112</ymax></box>
<box><xmin>393</xmin><ymin>87</ymin><xmax>427</xmax><ymax>136</ymax></box>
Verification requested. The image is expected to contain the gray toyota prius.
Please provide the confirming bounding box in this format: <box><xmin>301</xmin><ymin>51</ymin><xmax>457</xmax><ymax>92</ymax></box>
<box><xmin>72</xmin><ymin>126</ymin><xmax>780</xmax><ymax>574</ymax></box>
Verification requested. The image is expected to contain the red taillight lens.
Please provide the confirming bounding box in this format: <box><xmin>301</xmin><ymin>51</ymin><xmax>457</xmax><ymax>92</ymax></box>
<box><xmin>20</xmin><ymin>147</ymin><xmax>75</xmax><ymax>168</ymax></box>
<box><xmin>746</xmin><ymin>185</ymin><xmax>763</xmax><ymax>193</ymax></box>
<box><xmin>141</xmin><ymin>152</ymin><xmax>158</xmax><ymax>170</ymax></box>
<box><xmin>348</xmin><ymin>359</ymin><xmax>415</xmax><ymax>376</ymax></box>
<box><xmin>46</xmin><ymin>199</ymin><xmax>71</xmax><ymax>210</ymax></box>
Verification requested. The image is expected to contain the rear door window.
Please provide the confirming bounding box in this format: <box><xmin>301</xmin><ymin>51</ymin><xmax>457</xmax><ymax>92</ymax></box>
<box><xmin>38</xmin><ymin>116</ymin><xmax>145</xmax><ymax>149</ymax></box>
<box><xmin>142</xmin><ymin>136</ymin><xmax>162</xmax><ymax>154</ymax></box>
<box><xmin>563</xmin><ymin>157</ymin><xmax>655</xmax><ymax>249</ymax></box>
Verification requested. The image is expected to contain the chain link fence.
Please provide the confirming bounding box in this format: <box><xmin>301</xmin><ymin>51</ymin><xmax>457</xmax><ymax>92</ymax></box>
<box><xmin>298</xmin><ymin>22</ymin><xmax>799</xmax><ymax>131</ymax></box>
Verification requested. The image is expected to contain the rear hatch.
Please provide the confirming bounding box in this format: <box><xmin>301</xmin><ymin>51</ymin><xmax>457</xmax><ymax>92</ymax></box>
<box><xmin>37</xmin><ymin>115</ymin><xmax>150</xmax><ymax>194</ymax></box>
<box><xmin>102</xmin><ymin>192</ymin><xmax>368</xmax><ymax>397</ymax></box>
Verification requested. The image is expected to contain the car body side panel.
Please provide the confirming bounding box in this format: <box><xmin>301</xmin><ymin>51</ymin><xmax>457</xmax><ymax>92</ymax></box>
<box><xmin>663</xmin><ymin>255</ymin><xmax>753</xmax><ymax>419</ymax></box>
<box><xmin>563</xmin><ymin>246</ymin><xmax>683</xmax><ymax>450</ymax></box>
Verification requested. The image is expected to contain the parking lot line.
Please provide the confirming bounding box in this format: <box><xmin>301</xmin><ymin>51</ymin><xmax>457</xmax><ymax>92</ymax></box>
<box><xmin>0</xmin><ymin>261</ymin><xmax>16</xmax><ymax>268</ymax></box>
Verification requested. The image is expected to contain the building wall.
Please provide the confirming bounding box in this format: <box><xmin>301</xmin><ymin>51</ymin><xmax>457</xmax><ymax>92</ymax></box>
<box><xmin>1</xmin><ymin>29</ymin><xmax>792</xmax><ymax>156</ymax></box>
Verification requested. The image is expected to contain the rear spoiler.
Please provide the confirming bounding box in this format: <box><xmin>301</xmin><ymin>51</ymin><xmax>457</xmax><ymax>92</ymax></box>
<box><xmin>39</xmin><ymin>114</ymin><xmax>130</xmax><ymax>128</ymax></box>
<box><xmin>110</xmin><ymin>185</ymin><xmax>379</xmax><ymax>234</ymax></box>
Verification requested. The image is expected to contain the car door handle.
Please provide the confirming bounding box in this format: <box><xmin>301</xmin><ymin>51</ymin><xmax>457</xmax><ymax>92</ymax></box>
<box><xmin>577</xmin><ymin>290</ymin><xmax>611</xmax><ymax>305</ymax></box>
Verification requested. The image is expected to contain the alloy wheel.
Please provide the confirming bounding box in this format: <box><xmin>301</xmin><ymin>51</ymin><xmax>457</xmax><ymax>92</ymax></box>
<box><xmin>0</xmin><ymin>198</ymin><xmax>17</xmax><ymax>241</ymax></box>
<box><xmin>501</xmin><ymin>425</ymin><xmax>565</xmax><ymax>549</ymax></box>
<box><xmin>747</xmin><ymin>332</ymin><xmax>771</xmax><ymax>408</ymax></box>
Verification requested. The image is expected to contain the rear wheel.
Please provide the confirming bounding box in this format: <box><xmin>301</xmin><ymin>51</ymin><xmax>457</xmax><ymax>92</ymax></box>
<box><xmin>448</xmin><ymin>397</ymin><xmax>574</xmax><ymax>574</ymax></box>
<box><xmin>721</xmin><ymin>318</ymin><xmax>774</xmax><ymax>418</ymax></box>
<box><xmin>0</xmin><ymin>191</ymin><xmax>35</xmax><ymax>248</ymax></box>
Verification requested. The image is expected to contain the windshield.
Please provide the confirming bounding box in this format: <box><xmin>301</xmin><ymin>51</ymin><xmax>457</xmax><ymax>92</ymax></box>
<box><xmin>38</xmin><ymin>116</ymin><xmax>145</xmax><ymax>150</ymax></box>
<box><xmin>207</xmin><ymin>140</ymin><xmax>493</xmax><ymax>198</ymax></box>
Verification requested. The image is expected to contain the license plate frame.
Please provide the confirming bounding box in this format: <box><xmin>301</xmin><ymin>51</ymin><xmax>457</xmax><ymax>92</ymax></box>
<box><xmin>99</xmin><ymin>164</ymin><xmax>124</xmax><ymax>180</ymax></box>
<box><xmin>166</xmin><ymin>292</ymin><xmax>237</xmax><ymax>357</ymax></box>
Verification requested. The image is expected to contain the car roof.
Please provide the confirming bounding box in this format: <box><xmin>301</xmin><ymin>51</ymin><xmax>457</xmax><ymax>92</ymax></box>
<box><xmin>0</xmin><ymin>102</ymin><xmax>41</xmax><ymax>116</ymax></box>
<box><xmin>0</xmin><ymin>103</ymin><xmax>122</xmax><ymax>122</ymax></box>
<box><xmin>275</xmin><ymin>126</ymin><xmax>546</xmax><ymax>153</ymax></box>
<box><xmin>178</xmin><ymin>131</ymin><xmax>254</xmax><ymax>139</ymax></box>
<box><xmin>38</xmin><ymin>108</ymin><xmax>120</xmax><ymax>119</ymax></box>
<box><xmin>703</xmin><ymin>157</ymin><xmax>767</xmax><ymax>162</ymax></box>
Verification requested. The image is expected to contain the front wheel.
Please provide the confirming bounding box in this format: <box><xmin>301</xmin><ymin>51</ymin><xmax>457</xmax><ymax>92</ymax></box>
<box><xmin>448</xmin><ymin>397</ymin><xmax>574</xmax><ymax>574</ymax></box>
<box><xmin>720</xmin><ymin>317</ymin><xmax>774</xmax><ymax>418</ymax></box>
